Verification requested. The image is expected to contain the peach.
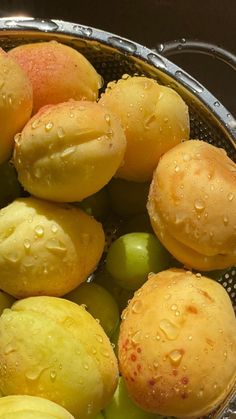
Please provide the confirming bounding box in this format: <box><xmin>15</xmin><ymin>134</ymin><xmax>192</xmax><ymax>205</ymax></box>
<box><xmin>0</xmin><ymin>48</ymin><xmax>32</xmax><ymax>164</ymax></box>
<box><xmin>14</xmin><ymin>101</ymin><xmax>126</xmax><ymax>202</ymax></box>
<box><xmin>0</xmin><ymin>197</ymin><xmax>105</xmax><ymax>298</ymax></box>
<box><xmin>0</xmin><ymin>297</ymin><xmax>118</xmax><ymax>417</ymax></box>
<box><xmin>0</xmin><ymin>395</ymin><xmax>74</xmax><ymax>418</ymax></box>
<box><xmin>118</xmin><ymin>269</ymin><xmax>236</xmax><ymax>418</ymax></box>
<box><xmin>99</xmin><ymin>75</ymin><xmax>189</xmax><ymax>182</ymax></box>
<box><xmin>9</xmin><ymin>41</ymin><xmax>102</xmax><ymax>113</ymax></box>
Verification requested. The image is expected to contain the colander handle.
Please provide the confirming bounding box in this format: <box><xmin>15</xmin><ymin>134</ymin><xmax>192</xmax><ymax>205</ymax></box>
<box><xmin>155</xmin><ymin>40</ymin><xmax>236</xmax><ymax>71</ymax></box>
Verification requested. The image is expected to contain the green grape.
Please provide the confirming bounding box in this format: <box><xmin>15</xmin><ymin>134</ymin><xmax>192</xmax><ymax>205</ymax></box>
<box><xmin>78</xmin><ymin>187</ymin><xmax>110</xmax><ymax>220</ymax></box>
<box><xmin>0</xmin><ymin>291</ymin><xmax>15</xmax><ymax>315</ymax></box>
<box><xmin>107</xmin><ymin>178</ymin><xmax>150</xmax><ymax>217</ymax></box>
<box><xmin>103</xmin><ymin>377</ymin><xmax>163</xmax><ymax>419</ymax></box>
<box><xmin>118</xmin><ymin>213</ymin><xmax>153</xmax><ymax>236</ymax></box>
<box><xmin>94</xmin><ymin>269</ymin><xmax>134</xmax><ymax>313</ymax></box>
<box><xmin>65</xmin><ymin>282</ymin><xmax>119</xmax><ymax>337</ymax></box>
<box><xmin>106</xmin><ymin>233</ymin><xmax>172</xmax><ymax>291</ymax></box>
<box><xmin>0</xmin><ymin>161</ymin><xmax>22</xmax><ymax>208</ymax></box>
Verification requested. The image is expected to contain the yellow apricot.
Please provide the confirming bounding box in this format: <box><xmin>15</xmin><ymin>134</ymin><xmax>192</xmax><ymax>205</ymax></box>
<box><xmin>0</xmin><ymin>297</ymin><xmax>118</xmax><ymax>418</ymax></box>
<box><xmin>9</xmin><ymin>41</ymin><xmax>102</xmax><ymax>113</ymax></box>
<box><xmin>0</xmin><ymin>197</ymin><xmax>104</xmax><ymax>298</ymax></box>
<box><xmin>14</xmin><ymin>101</ymin><xmax>126</xmax><ymax>202</ymax></box>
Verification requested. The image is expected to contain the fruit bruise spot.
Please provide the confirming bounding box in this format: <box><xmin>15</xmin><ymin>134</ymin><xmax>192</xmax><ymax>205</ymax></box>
<box><xmin>186</xmin><ymin>305</ymin><xmax>198</xmax><ymax>314</ymax></box>
<box><xmin>181</xmin><ymin>376</ymin><xmax>189</xmax><ymax>385</ymax></box>
<box><xmin>130</xmin><ymin>353</ymin><xmax>137</xmax><ymax>362</ymax></box>
<box><xmin>181</xmin><ymin>392</ymin><xmax>188</xmax><ymax>399</ymax></box>
<box><xmin>148</xmin><ymin>378</ymin><xmax>156</xmax><ymax>386</ymax></box>
<box><xmin>172</xmin><ymin>369</ymin><xmax>178</xmax><ymax>376</ymax></box>
<box><xmin>137</xmin><ymin>364</ymin><xmax>141</xmax><ymax>372</ymax></box>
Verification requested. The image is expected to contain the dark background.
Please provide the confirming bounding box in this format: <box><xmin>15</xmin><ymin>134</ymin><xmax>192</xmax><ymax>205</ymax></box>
<box><xmin>0</xmin><ymin>0</ymin><xmax>236</xmax><ymax>115</ymax></box>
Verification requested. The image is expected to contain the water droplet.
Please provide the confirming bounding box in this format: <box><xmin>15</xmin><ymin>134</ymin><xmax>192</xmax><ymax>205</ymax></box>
<box><xmin>175</xmin><ymin>311</ymin><xmax>180</xmax><ymax>316</ymax></box>
<box><xmin>57</xmin><ymin>127</ymin><xmax>65</xmax><ymax>138</ymax></box>
<box><xmin>165</xmin><ymin>294</ymin><xmax>171</xmax><ymax>300</ymax></box>
<box><xmin>175</xmin><ymin>70</ymin><xmax>203</xmax><ymax>93</ymax></box>
<box><xmin>196</xmin><ymin>273</ymin><xmax>202</xmax><ymax>278</ymax></box>
<box><xmin>131</xmin><ymin>300</ymin><xmax>143</xmax><ymax>314</ymax></box>
<box><xmin>157</xmin><ymin>43</ymin><xmax>164</xmax><ymax>52</ymax></box>
<box><xmin>8</xmin><ymin>94</ymin><xmax>13</xmax><ymax>106</ymax></box>
<box><xmin>175</xmin><ymin>165</ymin><xmax>180</xmax><ymax>173</ymax></box>
<box><xmin>95</xmin><ymin>334</ymin><xmax>103</xmax><ymax>343</ymax></box>
<box><xmin>228</xmin><ymin>193</ymin><xmax>234</xmax><ymax>201</ymax></box>
<box><xmin>51</xmin><ymin>224</ymin><xmax>58</xmax><ymax>233</ymax></box>
<box><xmin>72</xmin><ymin>24</ymin><xmax>92</xmax><ymax>36</ymax></box>
<box><xmin>198</xmin><ymin>389</ymin><xmax>204</xmax><ymax>398</ymax></box>
<box><xmin>45</xmin><ymin>121</ymin><xmax>54</xmax><ymax>131</ymax></box>
<box><xmin>156</xmin><ymin>334</ymin><xmax>160</xmax><ymax>341</ymax></box>
<box><xmin>50</xmin><ymin>370</ymin><xmax>57</xmax><ymax>381</ymax></box>
<box><xmin>188</xmin><ymin>335</ymin><xmax>193</xmax><ymax>340</ymax></box>
<box><xmin>23</xmin><ymin>239</ymin><xmax>31</xmax><ymax>250</ymax></box>
<box><xmin>35</xmin><ymin>225</ymin><xmax>44</xmax><ymax>237</ymax></box>
<box><xmin>159</xmin><ymin>319</ymin><xmax>180</xmax><ymax>340</ymax></box>
<box><xmin>4</xmin><ymin>343</ymin><xmax>16</xmax><ymax>355</ymax></box>
<box><xmin>4</xmin><ymin>251</ymin><xmax>21</xmax><ymax>263</ymax></box>
<box><xmin>34</xmin><ymin>167</ymin><xmax>41</xmax><ymax>179</ymax></box>
<box><xmin>25</xmin><ymin>365</ymin><xmax>46</xmax><ymax>382</ymax></box>
<box><xmin>107</xmin><ymin>36</ymin><xmax>137</xmax><ymax>53</ymax></box>
<box><xmin>171</xmin><ymin>304</ymin><xmax>178</xmax><ymax>311</ymax></box>
<box><xmin>194</xmin><ymin>199</ymin><xmax>205</xmax><ymax>212</ymax></box>
<box><xmin>84</xmin><ymin>363</ymin><xmax>89</xmax><ymax>370</ymax></box>
<box><xmin>168</xmin><ymin>349</ymin><xmax>183</xmax><ymax>365</ymax></box>
<box><xmin>105</xmin><ymin>114</ymin><xmax>111</xmax><ymax>123</ymax></box>
<box><xmin>61</xmin><ymin>146</ymin><xmax>76</xmax><ymax>158</ymax></box>
<box><xmin>131</xmin><ymin>330</ymin><xmax>141</xmax><ymax>344</ymax></box>
<box><xmin>183</xmin><ymin>153</ymin><xmax>190</xmax><ymax>162</ymax></box>
<box><xmin>223</xmin><ymin>215</ymin><xmax>229</xmax><ymax>225</ymax></box>
<box><xmin>147</xmin><ymin>53</ymin><xmax>166</xmax><ymax>69</ymax></box>
<box><xmin>153</xmin><ymin>361</ymin><xmax>159</xmax><ymax>369</ymax></box>
<box><xmin>46</xmin><ymin>238</ymin><xmax>67</xmax><ymax>255</ymax></box>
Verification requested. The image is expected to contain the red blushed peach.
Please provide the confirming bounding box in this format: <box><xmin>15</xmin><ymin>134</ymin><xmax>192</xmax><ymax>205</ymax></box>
<box><xmin>0</xmin><ymin>48</ymin><xmax>32</xmax><ymax>163</ymax></box>
<box><xmin>9</xmin><ymin>41</ymin><xmax>102</xmax><ymax>114</ymax></box>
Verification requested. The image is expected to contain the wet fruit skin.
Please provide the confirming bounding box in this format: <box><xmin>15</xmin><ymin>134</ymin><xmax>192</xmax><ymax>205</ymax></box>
<box><xmin>106</xmin><ymin>233</ymin><xmax>172</xmax><ymax>290</ymax></box>
<box><xmin>0</xmin><ymin>395</ymin><xmax>75</xmax><ymax>418</ymax></box>
<box><xmin>147</xmin><ymin>140</ymin><xmax>236</xmax><ymax>271</ymax></box>
<box><xmin>9</xmin><ymin>41</ymin><xmax>102</xmax><ymax>114</ymax></box>
<box><xmin>0</xmin><ymin>197</ymin><xmax>105</xmax><ymax>298</ymax></box>
<box><xmin>14</xmin><ymin>101</ymin><xmax>126</xmax><ymax>202</ymax></box>
<box><xmin>65</xmin><ymin>282</ymin><xmax>120</xmax><ymax>337</ymax></box>
<box><xmin>0</xmin><ymin>297</ymin><xmax>118</xmax><ymax>418</ymax></box>
<box><xmin>118</xmin><ymin>269</ymin><xmax>236</xmax><ymax>418</ymax></box>
<box><xmin>0</xmin><ymin>291</ymin><xmax>15</xmax><ymax>315</ymax></box>
<box><xmin>0</xmin><ymin>48</ymin><xmax>33</xmax><ymax>164</ymax></box>
<box><xmin>99</xmin><ymin>75</ymin><xmax>189</xmax><ymax>182</ymax></box>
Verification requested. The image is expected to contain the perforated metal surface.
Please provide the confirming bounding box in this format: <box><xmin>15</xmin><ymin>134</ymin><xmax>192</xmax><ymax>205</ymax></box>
<box><xmin>0</xmin><ymin>17</ymin><xmax>235</xmax><ymax>418</ymax></box>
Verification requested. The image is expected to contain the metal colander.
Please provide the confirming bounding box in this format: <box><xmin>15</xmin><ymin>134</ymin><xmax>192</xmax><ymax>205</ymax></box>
<box><xmin>0</xmin><ymin>17</ymin><xmax>235</xmax><ymax>418</ymax></box>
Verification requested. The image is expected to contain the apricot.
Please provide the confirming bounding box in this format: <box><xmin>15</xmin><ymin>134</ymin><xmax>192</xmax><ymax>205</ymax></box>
<box><xmin>0</xmin><ymin>395</ymin><xmax>74</xmax><ymax>418</ymax></box>
<box><xmin>9</xmin><ymin>41</ymin><xmax>102</xmax><ymax>113</ymax></box>
<box><xmin>118</xmin><ymin>269</ymin><xmax>236</xmax><ymax>418</ymax></box>
<box><xmin>0</xmin><ymin>48</ymin><xmax>32</xmax><ymax>164</ymax></box>
<box><xmin>14</xmin><ymin>101</ymin><xmax>126</xmax><ymax>202</ymax></box>
<box><xmin>0</xmin><ymin>297</ymin><xmax>118</xmax><ymax>418</ymax></box>
<box><xmin>0</xmin><ymin>197</ymin><xmax>105</xmax><ymax>298</ymax></box>
<box><xmin>99</xmin><ymin>75</ymin><xmax>189</xmax><ymax>182</ymax></box>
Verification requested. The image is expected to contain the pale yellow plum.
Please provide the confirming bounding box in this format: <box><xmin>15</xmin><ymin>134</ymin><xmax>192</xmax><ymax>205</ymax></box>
<box><xmin>9</xmin><ymin>41</ymin><xmax>102</xmax><ymax>114</ymax></box>
<box><xmin>118</xmin><ymin>269</ymin><xmax>236</xmax><ymax>418</ymax></box>
<box><xmin>0</xmin><ymin>291</ymin><xmax>15</xmax><ymax>314</ymax></box>
<box><xmin>99</xmin><ymin>76</ymin><xmax>189</xmax><ymax>182</ymax></box>
<box><xmin>0</xmin><ymin>197</ymin><xmax>104</xmax><ymax>298</ymax></box>
<box><xmin>0</xmin><ymin>395</ymin><xmax>74</xmax><ymax>418</ymax></box>
<box><xmin>0</xmin><ymin>297</ymin><xmax>118</xmax><ymax>418</ymax></box>
<box><xmin>14</xmin><ymin>101</ymin><xmax>126</xmax><ymax>202</ymax></box>
<box><xmin>0</xmin><ymin>48</ymin><xmax>32</xmax><ymax>164</ymax></box>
